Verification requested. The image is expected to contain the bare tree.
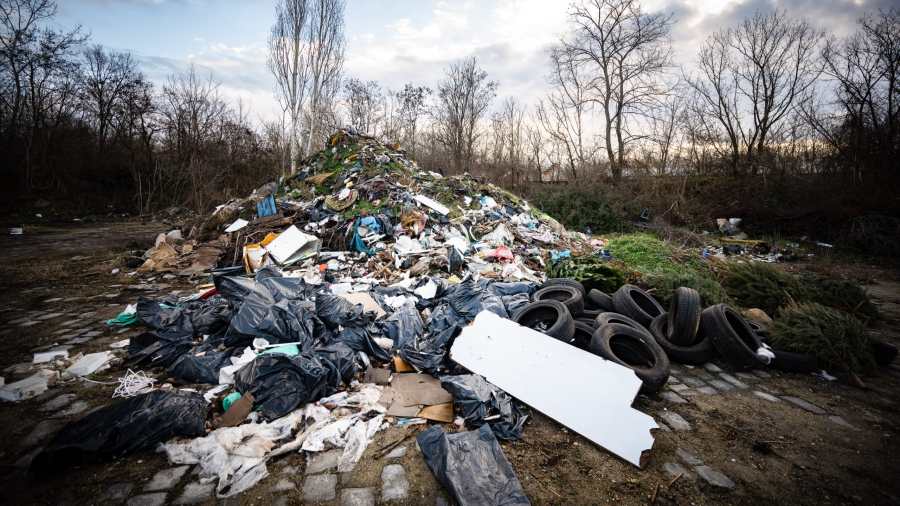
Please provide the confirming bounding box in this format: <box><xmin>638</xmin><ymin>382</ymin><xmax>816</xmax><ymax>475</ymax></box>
<box><xmin>343</xmin><ymin>77</ymin><xmax>383</xmax><ymax>135</ymax></box>
<box><xmin>563</xmin><ymin>0</ymin><xmax>673</xmax><ymax>180</ymax></box>
<box><xmin>303</xmin><ymin>0</ymin><xmax>345</xmax><ymax>154</ymax></box>
<box><xmin>687</xmin><ymin>9</ymin><xmax>823</xmax><ymax>174</ymax></box>
<box><xmin>80</xmin><ymin>45</ymin><xmax>141</xmax><ymax>151</ymax></box>
<box><xmin>268</xmin><ymin>0</ymin><xmax>309</xmax><ymax>175</ymax></box>
<box><xmin>433</xmin><ymin>56</ymin><xmax>497</xmax><ymax>174</ymax></box>
<box><xmin>646</xmin><ymin>82</ymin><xmax>685</xmax><ymax>175</ymax></box>
<box><xmin>537</xmin><ymin>45</ymin><xmax>592</xmax><ymax>180</ymax></box>
<box><xmin>396</xmin><ymin>82</ymin><xmax>430</xmax><ymax>157</ymax></box>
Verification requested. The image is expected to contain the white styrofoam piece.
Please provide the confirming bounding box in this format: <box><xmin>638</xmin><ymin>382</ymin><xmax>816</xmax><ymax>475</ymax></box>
<box><xmin>33</xmin><ymin>349</ymin><xmax>69</xmax><ymax>364</ymax></box>
<box><xmin>264</xmin><ymin>225</ymin><xmax>320</xmax><ymax>264</ymax></box>
<box><xmin>225</xmin><ymin>218</ymin><xmax>249</xmax><ymax>233</ymax></box>
<box><xmin>450</xmin><ymin>311</ymin><xmax>657</xmax><ymax>467</ymax></box>
<box><xmin>413</xmin><ymin>195</ymin><xmax>449</xmax><ymax>216</ymax></box>
<box><xmin>65</xmin><ymin>351</ymin><xmax>112</xmax><ymax>377</ymax></box>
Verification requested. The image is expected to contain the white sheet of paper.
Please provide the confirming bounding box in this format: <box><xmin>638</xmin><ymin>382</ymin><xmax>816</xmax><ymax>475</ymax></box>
<box><xmin>450</xmin><ymin>311</ymin><xmax>658</xmax><ymax>467</ymax></box>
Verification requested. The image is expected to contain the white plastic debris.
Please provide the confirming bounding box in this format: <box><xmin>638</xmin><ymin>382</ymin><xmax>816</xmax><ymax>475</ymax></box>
<box><xmin>219</xmin><ymin>347</ymin><xmax>257</xmax><ymax>385</ymax></box>
<box><xmin>0</xmin><ymin>369</ymin><xmax>56</xmax><ymax>401</ymax></box>
<box><xmin>450</xmin><ymin>311</ymin><xmax>658</xmax><ymax>467</ymax></box>
<box><xmin>265</xmin><ymin>225</ymin><xmax>321</xmax><ymax>265</ymax></box>
<box><xmin>481</xmin><ymin>224</ymin><xmax>514</xmax><ymax>246</ymax></box>
<box><xmin>112</xmin><ymin>369</ymin><xmax>157</xmax><ymax>398</ymax></box>
<box><xmin>225</xmin><ymin>218</ymin><xmax>249</xmax><ymax>233</ymax></box>
<box><xmin>413</xmin><ymin>195</ymin><xmax>449</xmax><ymax>216</ymax></box>
<box><xmin>66</xmin><ymin>351</ymin><xmax>112</xmax><ymax>377</ymax></box>
<box><xmin>33</xmin><ymin>349</ymin><xmax>69</xmax><ymax>364</ymax></box>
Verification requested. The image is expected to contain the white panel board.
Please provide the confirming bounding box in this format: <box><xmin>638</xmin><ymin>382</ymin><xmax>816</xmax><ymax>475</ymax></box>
<box><xmin>450</xmin><ymin>311</ymin><xmax>657</xmax><ymax>467</ymax></box>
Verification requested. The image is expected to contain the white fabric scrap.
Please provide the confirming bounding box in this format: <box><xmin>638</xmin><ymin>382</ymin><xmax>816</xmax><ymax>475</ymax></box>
<box><xmin>219</xmin><ymin>347</ymin><xmax>257</xmax><ymax>385</ymax></box>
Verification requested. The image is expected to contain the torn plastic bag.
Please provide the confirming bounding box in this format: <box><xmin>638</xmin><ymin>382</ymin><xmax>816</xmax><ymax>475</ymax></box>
<box><xmin>417</xmin><ymin>425</ymin><xmax>530</xmax><ymax>506</ymax></box>
<box><xmin>234</xmin><ymin>342</ymin><xmax>357</xmax><ymax>420</ymax></box>
<box><xmin>440</xmin><ymin>374</ymin><xmax>528</xmax><ymax>441</ymax></box>
<box><xmin>31</xmin><ymin>391</ymin><xmax>207</xmax><ymax>473</ymax></box>
<box><xmin>316</xmin><ymin>292</ymin><xmax>369</xmax><ymax>329</ymax></box>
<box><xmin>226</xmin><ymin>298</ymin><xmax>320</xmax><ymax>349</ymax></box>
<box><xmin>136</xmin><ymin>296</ymin><xmax>232</xmax><ymax>338</ymax></box>
<box><xmin>168</xmin><ymin>349</ymin><xmax>235</xmax><ymax>384</ymax></box>
<box><xmin>382</xmin><ymin>303</ymin><xmax>424</xmax><ymax>347</ymax></box>
<box><xmin>488</xmin><ymin>282</ymin><xmax>535</xmax><ymax>297</ymax></box>
<box><xmin>501</xmin><ymin>293</ymin><xmax>531</xmax><ymax>316</ymax></box>
<box><xmin>334</xmin><ymin>324</ymin><xmax>391</xmax><ymax>362</ymax></box>
<box><xmin>127</xmin><ymin>331</ymin><xmax>194</xmax><ymax>369</ymax></box>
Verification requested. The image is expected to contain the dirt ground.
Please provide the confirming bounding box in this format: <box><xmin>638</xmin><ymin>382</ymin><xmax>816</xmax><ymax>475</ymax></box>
<box><xmin>1</xmin><ymin>219</ymin><xmax>899</xmax><ymax>505</ymax></box>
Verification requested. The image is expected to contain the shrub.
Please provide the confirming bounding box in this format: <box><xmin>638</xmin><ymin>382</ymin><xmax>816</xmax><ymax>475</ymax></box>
<box><xmin>606</xmin><ymin>233</ymin><xmax>679</xmax><ymax>274</ymax></box>
<box><xmin>546</xmin><ymin>256</ymin><xmax>629</xmax><ymax>293</ymax></box>
<box><xmin>795</xmin><ymin>275</ymin><xmax>878</xmax><ymax>321</ymax></box>
<box><xmin>720</xmin><ymin>262</ymin><xmax>800</xmax><ymax>316</ymax></box>
<box><xmin>770</xmin><ymin>303</ymin><xmax>874</xmax><ymax>373</ymax></box>
<box><xmin>529</xmin><ymin>186</ymin><xmax>628</xmax><ymax>233</ymax></box>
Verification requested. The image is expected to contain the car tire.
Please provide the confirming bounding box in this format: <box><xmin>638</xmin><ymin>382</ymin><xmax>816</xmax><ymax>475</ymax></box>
<box><xmin>534</xmin><ymin>285</ymin><xmax>585</xmax><ymax>316</ymax></box>
<box><xmin>541</xmin><ymin>278</ymin><xmax>585</xmax><ymax>297</ymax></box>
<box><xmin>613</xmin><ymin>284</ymin><xmax>665</xmax><ymax>327</ymax></box>
<box><xmin>650</xmin><ymin>314</ymin><xmax>716</xmax><ymax>365</ymax></box>
<box><xmin>587</xmin><ymin>289</ymin><xmax>615</xmax><ymax>311</ymax></box>
<box><xmin>700</xmin><ymin>304</ymin><xmax>764</xmax><ymax>370</ymax></box>
<box><xmin>514</xmin><ymin>300</ymin><xmax>575</xmax><ymax>342</ymax></box>
<box><xmin>590</xmin><ymin>323</ymin><xmax>670</xmax><ymax>393</ymax></box>
<box><xmin>667</xmin><ymin>287</ymin><xmax>702</xmax><ymax>346</ymax></box>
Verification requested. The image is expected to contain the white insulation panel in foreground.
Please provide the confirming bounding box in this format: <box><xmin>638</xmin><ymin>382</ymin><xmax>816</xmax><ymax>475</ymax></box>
<box><xmin>450</xmin><ymin>310</ymin><xmax>657</xmax><ymax>467</ymax></box>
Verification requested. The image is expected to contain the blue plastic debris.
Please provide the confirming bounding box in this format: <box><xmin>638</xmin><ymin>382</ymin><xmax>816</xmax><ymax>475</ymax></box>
<box><xmin>257</xmin><ymin>195</ymin><xmax>277</xmax><ymax>218</ymax></box>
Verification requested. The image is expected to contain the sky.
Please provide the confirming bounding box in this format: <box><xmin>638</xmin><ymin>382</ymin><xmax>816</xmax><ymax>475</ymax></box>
<box><xmin>56</xmin><ymin>0</ymin><xmax>893</xmax><ymax>126</ymax></box>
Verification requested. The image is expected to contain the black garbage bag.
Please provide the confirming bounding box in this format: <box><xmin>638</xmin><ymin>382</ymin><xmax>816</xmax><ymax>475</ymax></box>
<box><xmin>417</xmin><ymin>425</ymin><xmax>530</xmax><ymax>506</ymax></box>
<box><xmin>234</xmin><ymin>342</ymin><xmax>357</xmax><ymax>420</ymax></box>
<box><xmin>167</xmin><ymin>349</ymin><xmax>235</xmax><ymax>384</ymax></box>
<box><xmin>188</xmin><ymin>295</ymin><xmax>232</xmax><ymax>335</ymax></box>
<box><xmin>440</xmin><ymin>374</ymin><xmax>528</xmax><ymax>441</ymax></box>
<box><xmin>316</xmin><ymin>292</ymin><xmax>369</xmax><ymax>329</ymax></box>
<box><xmin>333</xmin><ymin>324</ymin><xmax>391</xmax><ymax>362</ymax></box>
<box><xmin>30</xmin><ymin>391</ymin><xmax>207</xmax><ymax>473</ymax></box>
<box><xmin>226</xmin><ymin>297</ymin><xmax>320</xmax><ymax>348</ymax></box>
<box><xmin>127</xmin><ymin>331</ymin><xmax>194</xmax><ymax>369</ymax></box>
<box><xmin>136</xmin><ymin>296</ymin><xmax>232</xmax><ymax>338</ymax></box>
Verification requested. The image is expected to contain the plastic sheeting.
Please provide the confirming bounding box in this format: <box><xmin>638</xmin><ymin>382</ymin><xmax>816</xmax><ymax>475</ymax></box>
<box><xmin>417</xmin><ymin>425</ymin><xmax>530</xmax><ymax>506</ymax></box>
<box><xmin>31</xmin><ymin>391</ymin><xmax>207</xmax><ymax>472</ymax></box>
<box><xmin>440</xmin><ymin>374</ymin><xmax>527</xmax><ymax>440</ymax></box>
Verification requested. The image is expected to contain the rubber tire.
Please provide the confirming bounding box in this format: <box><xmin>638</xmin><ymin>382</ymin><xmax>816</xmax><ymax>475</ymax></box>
<box><xmin>747</xmin><ymin>321</ymin><xmax>768</xmax><ymax>341</ymax></box>
<box><xmin>587</xmin><ymin>289</ymin><xmax>615</xmax><ymax>311</ymax></box>
<box><xmin>595</xmin><ymin>312</ymin><xmax>653</xmax><ymax>338</ymax></box>
<box><xmin>771</xmin><ymin>349</ymin><xmax>819</xmax><ymax>373</ymax></box>
<box><xmin>576</xmin><ymin>317</ymin><xmax>598</xmax><ymax>329</ymax></box>
<box><xmin>667</xmin><ymin>287</ymin><xmax>702</xmax><ymax>346</ymax></box>
<box><xmin>870</xmin><ymin>340</ymin><xmax>898</xmax><ymax>367</ymax></box>
<box><xmin>650</xmin><ymin>314</ymin><xmax>716</xmax><ymax>365</ymax></box>
<box><xmin>590</xmin><ymin>323</ymin><xmax>670</xmax><ymax>393</ymax></box>
<box><xmin>581</xmin><ymin>308</ymin><xmax>603</xmax><ymax>319</ymax></box>
<box><xmin>572</xmin><ymin>321</ymin><xmax>595</xmax><ymax>350</ymax></box>
<box><xmin>534</xmin><ymin>285</ymin><xmax>585</xmax><ymax>316</ymax></box>
<box><xmin>700</xmin><ymin>304</ymin><xmax>764</xmax><ymax>371</ymax></box>
<box><xmin>613</xmin><ymin>284</ymin><xmax>665</xmax><ymax>327</ymax></box>
<box><xmin>514</xmin><ymin>300</ymin><xmax>575</xmax><ymax>342</ymax></box>
<box><xmin>541</xmin><ymin>278</ymin><xmax>585</xmax><ymax>297</ymax></box>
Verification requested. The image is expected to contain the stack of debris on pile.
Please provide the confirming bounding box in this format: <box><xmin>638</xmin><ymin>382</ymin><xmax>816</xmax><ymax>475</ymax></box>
<box><xmin>12</xmin><ymin>129</ymin><xmax>895</xmax><ymax>504</ymax></box>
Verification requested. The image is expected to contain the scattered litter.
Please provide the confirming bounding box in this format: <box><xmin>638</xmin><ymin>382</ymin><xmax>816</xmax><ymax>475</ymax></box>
<box><xmin>112</xmin><ymin>370</ymin><xmax>157</xmax><ymax>398</ymax></box>
<box><xmin>225</xmin><ymin>219</ymin><xmax>249</xmax><ymax>233</ymax></box>
<box><xmin>66</xmin><ymin>351</ymin><xmax>113</xmax><ymax>377</ymax></box>
<box><xmin>34</xmin><ymin>349</ymin><xmax>69</xmax><ymax>364</ymax></box>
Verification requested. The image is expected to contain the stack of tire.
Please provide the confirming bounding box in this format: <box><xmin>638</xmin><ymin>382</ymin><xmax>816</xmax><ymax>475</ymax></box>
<box><xmin>513</xmin><ymin>278</ymin><xmax>772</xmax><ymax>395</ymax></box>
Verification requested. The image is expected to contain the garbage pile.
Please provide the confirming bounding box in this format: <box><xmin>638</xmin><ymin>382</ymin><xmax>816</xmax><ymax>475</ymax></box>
<box><xmin>22</xmin><ymin>129</ymin><xmax>884</xmax><ymax>503</ymax></box>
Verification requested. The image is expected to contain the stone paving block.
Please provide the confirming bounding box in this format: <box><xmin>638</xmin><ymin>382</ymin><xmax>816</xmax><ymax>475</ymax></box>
<box><xmin>754</xmin><ymin>370</ymin><xmax>772</xmax><ymax>379</ymax></box>
<box><xmin>341</xmin><ymin>487</ymin><xmax>376</xmax><ymax>506</ymax></box>
<box><xmin>658</xmin><ymin>411</ymin><xmax>692</xmax><ymax>431</ymax></box>
<box><xmin>703</xmin><ymin>363</ymin><xmax>723</xmax><ymax>373</ymax></box>
<box><xmin>273</xmin><ymin>478</ymin><xmax>297</xmax><ymax>491</ymax></box>
<box><xmin>669</xmin><ymin>383</ymin><xmax>690</xmax><ymax>393</ymax></box>
<box><xmin>708</xmin><ymin>379</ymin><xmax>734</xmax><ymax>392</ymax></box>
<box><xmin>753</xmin><ymin>391</ymin><xmax>780</xmax><ymax>403</ymax></box>
<box><xmin>36</xmin><ymin>312</ymin><xmax>64</xmax><ymax>321</ymax></box>
<box><xmin>660</xmin><ymin>391</ymin><xmax>687</xmax><ymax>404</ymax></box>
<box><xmin>100</xmin><ymin>482</ymin><xmax>134</xmax><ymax>503</ymax></box>
<box><xmin>696</xmin><ymin>386</ymin><xmax>718</xmax><ymax>395</ymax></box>
<box><xmin>676</xmin><ymin>448</ymin><xmax>703</xmax><ymax>465</ymax></box>
<box><xmin>667</xmin><ymin>375</ymin><xmax>681</xmax><ymax>384</ymax></box>
<box><xmin>54</xmin><ymin>400</ymin><xmax>90</xmax><ymax>418</ymax></box>
<box><xmin>173</xmin><ymin>482</ymin><xmax>214</xmax><ymax>505</ymax></box>
<box><xmin>381</xmin><ymin>464</ymin><xmax>409</xmax><ymax>501</ymax></box>
<box><xmin>828</xmin><ymin>415</ymin><xmax>858</xmax><ymax>430</ymax></box>
<box><xmin>719</xmin><ymin>373</ymin><xmax>749</xmax><ymax>389</ymax></box>
<box><xmin>662</xmin><ymin>461</ymin><xmax>693</xmax><ymax>479</ymax></box>
<box><xmin>735</xmin><ymin>372</ymin><xmax>757</xmax><ymax>381</ymax></box>
<box><xmin>40</xmin><ymin>393</ymin><xmax>77</xmax><ymax>411</ymax></box>
<box><xmin>303</xmin><ymin>474</ymin><xmax>337</xmax><ymax>503</ymax></box>
<box><xmin>695</xmin><ymin>465</ymin><xmax>735</xmax><ymax>489</ymax></box>
<box><xmin>127</xmin><ymin>493</ymin><xmax>167</xmax><ymax>506</ymax></box>
<box><xmin>385</xmin><ymin>445</ymin><xmax>408</xmax><ymax>459</ymax></box>
<box><xmin>782</xmin><ymin>396</ymin><xmax>827</xmax><ymax>415</ymax></box>
<box><xmin>680</xmin><ymin>376</ymin><xmax>707</xmax><ymax>388</ymax></box>
<box><xmin>144</xmin><ymin>465</ymin><xmax>190</xmax><ymax>491</ymax></box>
<box><xmin>22</xmin><ymin>419</ymin><xmax>66</xmax><ymax>447</ymax></box>
<box><xmin>306</xmin><ymin>449</ymin><xmax>341</xmax><ymax>474</ymax></box>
